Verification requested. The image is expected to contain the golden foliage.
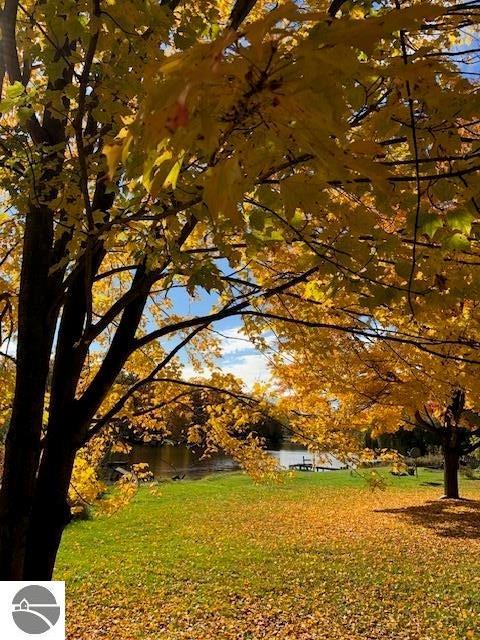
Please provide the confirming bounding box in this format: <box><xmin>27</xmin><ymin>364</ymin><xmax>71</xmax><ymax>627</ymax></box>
<box><xmin>69</xmin><ymin>454</ymin><xmax>106</xmax><ymax>518</ymax></box>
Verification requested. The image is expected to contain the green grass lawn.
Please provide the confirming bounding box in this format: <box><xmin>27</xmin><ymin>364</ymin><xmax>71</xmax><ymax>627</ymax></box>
<box><xmin>57</xmin><ymin>469</ymin><xmax>480</xmax><ymax>639</ymax></box>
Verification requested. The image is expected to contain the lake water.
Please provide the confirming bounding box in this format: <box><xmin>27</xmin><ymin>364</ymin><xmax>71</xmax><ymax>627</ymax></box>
<box><xmin>120</xmin><ymin>442</ymin><xmax>346</xmax><ymax>479</ymax></box>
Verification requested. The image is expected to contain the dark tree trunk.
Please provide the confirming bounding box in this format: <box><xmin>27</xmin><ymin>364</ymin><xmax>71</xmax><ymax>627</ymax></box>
<box><xmin>22</xmin><ymin>264</ymin><xmax>148</xmax><ymax>578</ymax></box>
<box><xmin>0</xmin><ymin>207</ymin><xmax>53</xmax><ymax>579</ymax></box>
<box><xmin>441</xmin><ymin>388</ymin><xmax>465</xmax><ymax>500</ymax></box>
<box><xmin>0</xmin><ymin>46</ymin><xmax>72</xmax><ymax>576</ymax></box>
<box><xmin>443</xmin><ymin>446</ymin><xmax>460</xmax><ymax>499</ymax></box>
<box><xmin>0</xmin><ymin>170</ymin><xmax>168</xmax><ymax>578</ymax></box>
<box><xmin>23</xmin><ymin>433</ymin><xmax>78</xmax><ymax>579</ymax></box>
<box><xmin>0</xmin><ymin>12</ymin><xmax>118</xmax><ymax>579</ymax></box>
<box><xmin>22</xmin><ymin>249</ymin><xmax>102</xmax><ymax>579</ymax></box>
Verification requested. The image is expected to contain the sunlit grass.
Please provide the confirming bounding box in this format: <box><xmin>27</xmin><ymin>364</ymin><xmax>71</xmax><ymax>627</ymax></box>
<box><xmin>57</xmin><ymin>469</ymin><xmax>480</xmax><ymax>639</ymax></box>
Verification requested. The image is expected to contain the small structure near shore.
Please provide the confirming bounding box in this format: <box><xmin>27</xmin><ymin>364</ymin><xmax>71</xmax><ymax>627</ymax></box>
<box><xmin>288</xmin><ymin>455</ymin><xmax>348</xmax><ymax>473</ymax></box>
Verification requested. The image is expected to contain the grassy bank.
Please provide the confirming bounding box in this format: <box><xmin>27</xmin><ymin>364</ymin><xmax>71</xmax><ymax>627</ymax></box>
<box><xmin>57</xmin><ymin>469</ymin><xmax>480</xmax><ymax>639</ymax></box>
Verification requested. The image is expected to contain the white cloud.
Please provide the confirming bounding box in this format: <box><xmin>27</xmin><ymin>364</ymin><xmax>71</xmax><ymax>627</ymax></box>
<box><xmin>215</xmin><ymin>325</ymin><xmax>254</xmax><ymax>354</ymax></box>
<box><xmin>216</xmin><ymin>325</ymin><xmax>275</xmax><ymax>355</ymax></box>
<box><xmin>182</xmin><ymin>325</ymin><xmax>274</xmax><ymax>390</ymax></box>
<box><xmin>221</xmin><ymin>352</ymin><xmax>271</xmax><ymax>389</ymax></box>
<box><xmin>182</xmin><ymin>352</ymin><xmax>271</xmax><ymax>390</ymax></box>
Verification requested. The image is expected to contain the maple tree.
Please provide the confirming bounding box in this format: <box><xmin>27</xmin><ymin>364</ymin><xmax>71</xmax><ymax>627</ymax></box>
<box><xmin>269</xmin><ymin>297</ymin><xmax>480</xmax><ymax>499</ymax></box>
<box><xmin>0</xmin><ymin>0</ymin><xmax>479</xmax><ymax>582</ymax></box>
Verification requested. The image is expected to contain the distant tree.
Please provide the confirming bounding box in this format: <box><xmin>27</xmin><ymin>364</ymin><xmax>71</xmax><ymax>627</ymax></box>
<box><xmin>271</xmin><ymin>322</ymin><xmax>480</xmax><ymax>499</ymax></box>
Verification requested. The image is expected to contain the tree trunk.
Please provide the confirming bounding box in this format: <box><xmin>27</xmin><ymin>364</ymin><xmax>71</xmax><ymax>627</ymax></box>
<box><xmin>443</xmin><ymin>446</ymin><xmax>460</xmax><ymax>499</ymax></box>
<box><xmin>23</xmin><ymin>434</ymin><xmax>78</xmax><ymax>580</ymax></box>
<box><xmin>0</xmin><ymin>206</ymin><xmax>53</xmax><ymax>579</ymax></box>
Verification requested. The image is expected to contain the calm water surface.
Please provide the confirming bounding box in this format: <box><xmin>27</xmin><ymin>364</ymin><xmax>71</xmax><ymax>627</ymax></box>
<box><xmin>122</xmin><ymin>442</ymin><xmax>345</xmax><ymax>479</ymax></box>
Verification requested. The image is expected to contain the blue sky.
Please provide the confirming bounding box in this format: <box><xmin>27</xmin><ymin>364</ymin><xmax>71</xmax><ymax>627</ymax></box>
<box><xmin>0</xmin><ymin>266</ymin><xmax>274</xmax><ymax>389</ymax></box>
<box><xmin>166</xmin><ymin>283</ymin><xmax>273</xmax><ymax>389</ymax></box>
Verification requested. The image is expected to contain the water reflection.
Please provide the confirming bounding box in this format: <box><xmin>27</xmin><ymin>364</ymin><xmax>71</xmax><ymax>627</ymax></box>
<box><xmin>121</xmin><ymin>442</ymin><xmax>345</xmax><ymax>479</ymax></box>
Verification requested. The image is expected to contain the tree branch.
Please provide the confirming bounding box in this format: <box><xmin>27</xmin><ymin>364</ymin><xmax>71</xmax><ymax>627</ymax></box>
<box><xmin>229</xmin><ymin>0</ymin><xmax>258</xmax><ymax>30</ymax></box>
<box><xmin>133</xmin><ymin>266</ymin><xmax>319</xmax><ymax>352</ymax></box>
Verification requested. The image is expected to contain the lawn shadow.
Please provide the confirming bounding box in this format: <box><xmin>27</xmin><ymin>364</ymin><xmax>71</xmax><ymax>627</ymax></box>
<box><xmin>376</xmin><ymin>499</ymin><xmax>480</xmax><ymax>540</ymax></box>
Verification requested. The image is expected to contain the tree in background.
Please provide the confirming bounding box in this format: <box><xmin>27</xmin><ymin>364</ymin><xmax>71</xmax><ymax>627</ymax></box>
<box><xmin>0</xmin><ymin>0</ymin><xmax>479</xmax><ymax>580</ymax></box>
<box><xmin>270</xmin><ymin>312</ymin><xmax>480</xmax><ymax>499</ymax></box>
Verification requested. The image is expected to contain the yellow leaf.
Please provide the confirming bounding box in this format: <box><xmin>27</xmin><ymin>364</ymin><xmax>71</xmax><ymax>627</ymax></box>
<box><xmin>163</xmin><ymin>150</ymin><xmax>185</xmax><ymax>191</ymax></box>
<box><xmin>103</xmin><ymin>143</ymin><xmax>123</xmax><ymax>180</ymax></box>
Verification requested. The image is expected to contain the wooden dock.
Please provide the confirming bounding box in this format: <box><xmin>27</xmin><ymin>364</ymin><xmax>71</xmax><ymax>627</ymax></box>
<box><xmin>288</xmin><ymin>463</ymin><xmax>343</xmax><ymax>472</ymax></box>
<box><xmin>289</xmin><ymin>462</ymin><xmax>314</xmax><ymax>471</ymax></box>
<box><xmin>288</xmin><ymin>456</ymin><xmax>347</xmax><ymax>472</ymax></box>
